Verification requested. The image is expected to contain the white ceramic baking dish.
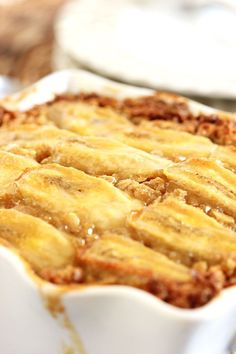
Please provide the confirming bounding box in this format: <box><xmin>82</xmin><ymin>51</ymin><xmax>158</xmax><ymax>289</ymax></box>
<box><xmin>0</xmin><ymin>70</ymin><xmax>236</xmax><ymax>354</ymax></box>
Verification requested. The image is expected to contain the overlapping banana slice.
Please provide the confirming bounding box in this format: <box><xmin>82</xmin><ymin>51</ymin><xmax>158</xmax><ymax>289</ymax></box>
<box><xmin>0</xmin><ymin>150</ymin><xmax>38</xmax><ymax>193</ymax></box>
<box><xmin>2</xmin><ymin>164</ymin><xmax>141</xmax><ymax>236</ymax></box>
<box><xmin>0</xmin><ymin>97</ymin><xmax>236</xmax><ymax>308</ymax></box>
<box><xmin>128</xmin><ymin>194</ymin><xmax>236</xmax><ymax>267</ymax></box>
<box><xmin>0</xmin><ymin>208</ymin><xmax>74</xmax><ymax>272</ymax></box>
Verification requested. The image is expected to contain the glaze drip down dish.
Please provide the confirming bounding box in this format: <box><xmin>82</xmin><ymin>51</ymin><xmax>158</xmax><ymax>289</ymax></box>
<box><xmin>1</xmin><ymin>92</ymin><xmax>236</xmax><ymax>309</ymax></box>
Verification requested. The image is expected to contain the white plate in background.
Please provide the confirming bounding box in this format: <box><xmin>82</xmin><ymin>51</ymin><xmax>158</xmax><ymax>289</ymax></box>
<box><xmin>55</xmin><ymin>0</ymin><xmax>236</xmax><ymax>98</ymax></box>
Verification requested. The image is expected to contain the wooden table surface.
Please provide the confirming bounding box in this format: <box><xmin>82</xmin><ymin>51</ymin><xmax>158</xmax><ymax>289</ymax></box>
<box><xmin>0</xmin><ymin>0</ymin><xmax>66</xmax><ymax>84</ymax></box>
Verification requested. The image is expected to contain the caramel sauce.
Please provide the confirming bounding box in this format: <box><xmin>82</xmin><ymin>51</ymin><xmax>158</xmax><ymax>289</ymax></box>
<box><xmin>62</xmin><ymin>346</ymin><xmax>74</xmax><ymax>354</ymax></box>
<box><xmin>41</xmin><ymin>290</ymin><xmax>87</xmax><ymax>354</ymax></box>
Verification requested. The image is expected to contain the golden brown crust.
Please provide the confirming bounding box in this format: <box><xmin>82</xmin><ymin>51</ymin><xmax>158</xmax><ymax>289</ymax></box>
<box><xmin>43</xmin><ymin>93</ymin><xmax>236</xmax><ymax>146</ymax></box>
<box><xmin>76</xmin><ymin>235</ymin><xmax>224</xmax><ymax>308</ymax></box>
<box><xmin>1</xmin><ymin>92</ymin><xmax>236</xmax><ymax>308</ymax></box>
<box><xmin>0</xmin><ymin>107</ymin><xmax>17</xmax><ymax>126</ymax></box>
<box><xmin>2</xmin><ymin>92</ymin><xmax>236</xmax><ymax>146</ymax></box>
<box><xmin>56</xmin><ymin>93</ymin><xmax>236</xmax><ymax>145</ymax></box>
<box><xmin>77</xmin><ymin>252</ymin><xmax>222</xmax><ymax>309</ymax></box>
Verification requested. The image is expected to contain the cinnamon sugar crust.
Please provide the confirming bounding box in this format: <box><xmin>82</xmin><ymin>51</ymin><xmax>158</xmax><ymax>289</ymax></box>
<box><xmin>0</xmin><ymin>92</ymin><xmax>236</xmax><ymax>308</ymax></box>
<box><xmin>45</xmin><ymin>92</ymin><xmax>236</xmax><ymax>146</ymax></box>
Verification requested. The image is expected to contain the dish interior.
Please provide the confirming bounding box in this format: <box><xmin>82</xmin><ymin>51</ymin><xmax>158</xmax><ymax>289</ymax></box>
<box><xmin>1</xmin><ymin>91</ymin><xmax>236</xmax><ymax>309</ymax></box>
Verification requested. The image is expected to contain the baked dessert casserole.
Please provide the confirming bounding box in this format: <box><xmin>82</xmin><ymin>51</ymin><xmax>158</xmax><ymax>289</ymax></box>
<box><xmin>1</xmin><ymin>93</ymin><xmax>236</xmax><ymax>309</ymax></box>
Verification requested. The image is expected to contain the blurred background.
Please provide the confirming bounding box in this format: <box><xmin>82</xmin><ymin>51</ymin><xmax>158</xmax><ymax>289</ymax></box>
<box><xmin>0</xmin><ymin>0</ymin><xmax>236</xmax><ymax>111</ymax></box>
<box><xmin>0</xmin><ymin>0</ymin><xmax>66</xmax><ymax>84</ymax></box>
